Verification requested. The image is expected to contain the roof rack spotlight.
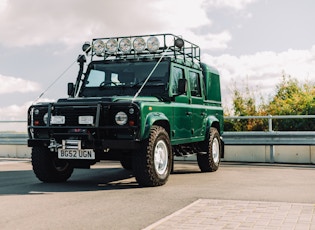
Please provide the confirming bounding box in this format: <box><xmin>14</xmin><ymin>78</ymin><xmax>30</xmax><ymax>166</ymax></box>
<box><xmin>119</xmin><ymin>38</ymin><xmax>132</xmax><ymax>53</ymax></box>
<box><xmin>106</xmin><ymin>39</ymin><xmax>118</xmax><ymax>53</ymax></box>
<box><xmin>133</xmin><ymin>37</ymin><xmax>146</xmax><ymax>52</ymax></box>
<box><xmin>147</xmin><ymin>36</ymin><xmax>160</xmax><ymax>53</ymax></box>
<box><xmin>175</xmin><ymin>38</ymin><xmax>184</xmax><ymax>49</ymax></box>
<box><xmin>93</xmin><ymin>40</ymin><xmax>106</xmax><ymax>56</ymax></box>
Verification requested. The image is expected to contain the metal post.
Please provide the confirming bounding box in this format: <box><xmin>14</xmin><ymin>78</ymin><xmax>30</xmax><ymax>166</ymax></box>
<box><xmin>268</xmin><ymin>115</ymin><xmax>274</xmax><ymax>163</ymax></box>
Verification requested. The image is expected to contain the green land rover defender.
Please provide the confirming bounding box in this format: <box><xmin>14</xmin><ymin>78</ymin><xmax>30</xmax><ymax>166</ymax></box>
<box><xmin>27</xmin><ymin>34</ymin><xmax>224</xmax><ymax>187</ymax></box>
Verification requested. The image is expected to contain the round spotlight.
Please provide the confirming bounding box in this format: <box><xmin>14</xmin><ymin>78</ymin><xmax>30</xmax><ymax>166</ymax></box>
<box><xmin>93</xmin><ymin>40</ymin><xmax>106</xmax><ymax>56</ymax></box>
<box><xmin>106</xmin><ymin>39</ymin><xmax>118</xmax><ymax>53</ymax></box>
<box><xmin>147</xmin><ymin>36</ymin><xmax>160</xmax><ymax>53</ymax></box>
<box><xmin>119</xmin><ymin>38</ymin><xmax>132</xmax><ymax>53</ymax></box>
<box><xmin>175</xmin><ymin>38</ymin><xmax>184</xmax><ymax>49</ymax></box>
<box><xmin>133</xmin><ymin>37</ymin><xmax>146</xmax><ymax>52</ymax></box>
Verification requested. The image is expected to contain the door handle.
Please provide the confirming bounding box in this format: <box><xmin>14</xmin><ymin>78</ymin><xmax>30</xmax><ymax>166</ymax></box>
<box><xmin>186</xmin><ymin>112</ymin><xmax>192</xmax><ymax>116</ymax></box>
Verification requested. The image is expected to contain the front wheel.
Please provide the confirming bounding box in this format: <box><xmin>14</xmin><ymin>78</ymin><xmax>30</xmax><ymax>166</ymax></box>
<box><xmin>32</xmin><ymin>147</ymin><xmax>74</xmax><ymax>182</ymax></box>
<box><xmin>133</xmin><ymin>126</ymin><xmax>172</xmax><ymax>187</ymax></box>
<box><xmin>197</xmin><ymin>127</ymin><xmax>222</xmax><ymax>172</ymax></box>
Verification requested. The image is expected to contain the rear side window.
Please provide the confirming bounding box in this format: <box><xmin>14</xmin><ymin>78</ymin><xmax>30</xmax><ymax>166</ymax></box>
<box><xmin>189</xmin><ymin>71</ymin><xmax>201</xmax><ymax>97</ymax></box>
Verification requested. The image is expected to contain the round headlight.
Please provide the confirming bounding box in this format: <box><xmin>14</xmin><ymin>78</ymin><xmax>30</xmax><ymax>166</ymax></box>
<box><xmin>133</xmin><ymin>37</ymin><xmax>146</xmax><ymax>52</ymax></box>
<box><xmin>147</xmin><ymin>36</ymin><xmax>160</xmax><ymax>53</ymax></box>
<box><xmin>115</xmin><ymin>111</ymin><xmax>128</xmax><ymax>125</ymax></box>
<box><xmin>119</xmin><ymin>38</ymin><xmax>132</xmax><ymax>53</ymax></box>
<box><xmin>43</xmin><ymin>113</ymin><xmax>48</xmax><ymax>125</ymax></box>
<box><xmin>106</xmin><ymin>39</ymin><xmax>118</xmax><ymax>53</ymax></box>
<box><xmin>93</xmin><ymin>40</ymin><xmax>106</xmax><ymax>56</ymax></box>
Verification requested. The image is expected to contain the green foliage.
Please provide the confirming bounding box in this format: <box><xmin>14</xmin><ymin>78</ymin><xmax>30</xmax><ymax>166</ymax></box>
<box><xmin>225</xmin><ymin>75</ymin><xmax>315</xmax><ymax>131</ymax></box>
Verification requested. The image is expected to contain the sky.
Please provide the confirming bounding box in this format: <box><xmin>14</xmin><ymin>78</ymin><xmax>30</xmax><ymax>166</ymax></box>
<box><xmin>0</xmin><ymin>0</ymin><xmax>315</xmax><ymax>126</ymax></box>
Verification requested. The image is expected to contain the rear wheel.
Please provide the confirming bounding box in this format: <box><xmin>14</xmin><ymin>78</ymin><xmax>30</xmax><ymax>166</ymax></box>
<box><xmin>197</xmin><ymin>127</ymin><xmax>221</xmax><ymax>172</ymax></box>
<box><xmin>133</xmin><ymin>126</ymin><xmax>172</xmax><ymax>187</ymax></box>
<box><xmin>32</xmin><ymin>147</ymin><xmax>74</xmax><ymax>182</ymax></box>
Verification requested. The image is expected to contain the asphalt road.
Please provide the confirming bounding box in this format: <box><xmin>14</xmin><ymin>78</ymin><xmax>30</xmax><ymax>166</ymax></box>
<box><xmin>1</xmin><ymin>159</ymin><xmax>315</xmax><ymax>230</ymax></box>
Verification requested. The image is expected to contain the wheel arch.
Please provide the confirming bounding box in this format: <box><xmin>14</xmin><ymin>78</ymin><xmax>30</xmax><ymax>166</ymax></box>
<box><xmin>142</xmin><ymin>112</ymin><xmax>170</xmax><ymax>140</ymax></box>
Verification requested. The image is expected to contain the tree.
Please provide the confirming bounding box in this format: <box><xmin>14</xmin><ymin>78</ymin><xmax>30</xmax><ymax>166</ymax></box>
<box><xmin>225</xmin><ymin>75</ymin><xmax>315</xmax><ymax>131</ymax></box>
<box><xmin>267</xmin><ymin>76</ymin><xmax>315</xmax><ymax>131</ymax></box>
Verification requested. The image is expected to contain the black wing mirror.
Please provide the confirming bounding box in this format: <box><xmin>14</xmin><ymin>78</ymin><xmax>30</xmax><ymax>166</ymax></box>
<box><xmin>68</xmin><ymin>83</ymin><xmax>74</xmax><ymax>97</ymax></box>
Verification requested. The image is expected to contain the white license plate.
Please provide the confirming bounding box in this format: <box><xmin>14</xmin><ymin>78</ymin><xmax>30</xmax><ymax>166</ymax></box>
<box><xmin>58</xmin><ymin>149</ymin><xmax>95</xmax><ymax>160</ymax></box>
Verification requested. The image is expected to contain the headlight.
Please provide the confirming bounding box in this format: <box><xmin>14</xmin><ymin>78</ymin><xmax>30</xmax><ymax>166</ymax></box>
<box><xmin>115</xmin><ymin>111</ymin><xmax>128</xmax><ymax>125</ymax></box>
<box><xmin>147</xmin><ymin>36</ymin><xmax>160</xmax><ymax>53</ymax></box>
<box><xmin>119</xmin><ymin>38</ymin><xmax>132</xmax><ymax>53</ymax></box>
<box><xmin>106</xmin><ymin>38</ymin><xmax>118</xmax><ymax>53</ymax></box>
<box><xmin>93</xmin><ymin>40</ymin><xmax>106</xmax><ymax>56</ymax></box>
<box><xmin>133</xmin><ymin>37</ymin><xmax>146</xmax><ymax>52</ymax></box>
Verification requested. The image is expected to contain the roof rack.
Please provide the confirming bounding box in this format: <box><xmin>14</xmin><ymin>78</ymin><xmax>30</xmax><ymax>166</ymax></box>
<box><xmin>82</xmin><ymin>33</ymin><xmax>200</xmax><ymax>64</ymax></box>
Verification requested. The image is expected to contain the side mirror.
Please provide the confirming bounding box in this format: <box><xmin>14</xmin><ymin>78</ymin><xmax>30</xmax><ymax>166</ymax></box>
<box><xmin>68</xmin><ymin>83</ymin><xmax>74</xmax><ymax>97</ymax></box>
<box><xmin>178</xmin><ymin>78</ymin><xmax>187</xmax><ymax>95</ymax></box>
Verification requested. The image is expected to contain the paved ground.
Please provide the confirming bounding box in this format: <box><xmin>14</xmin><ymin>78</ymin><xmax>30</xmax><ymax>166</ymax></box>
<box><xmin>144</xmin><ymin>199</ymin><xmax>315</xmax><ymax>230</ymax></box>
<box><xmin>1</xmin><ymin>158</ymin><xmax>315</xmax><ymax>229</ymax></box>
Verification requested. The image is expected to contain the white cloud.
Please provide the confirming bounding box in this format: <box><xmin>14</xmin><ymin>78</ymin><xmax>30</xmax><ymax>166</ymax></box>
<box><xmin>0</xmin><ymin>74</ymin><xmax>40</xmax><ymax>94</ymax></box>
<box><xmin>205</xmin><ymin>0</ymin><xmax>258</xmax><ymax>10</ymax></box>
<box><xmin>203</xmin><ymin>45</ymin><xmax>315</xmax><ymax>106</ymax></box>
<box><xmin>0</xmin><ymin>104</ymin><xmax>29</xmax><ymax>120</ymax></box>
<box><xmin>0</xmin><ymin>0</ymin><xmax>230</xmax><ymax>51</ymax></box>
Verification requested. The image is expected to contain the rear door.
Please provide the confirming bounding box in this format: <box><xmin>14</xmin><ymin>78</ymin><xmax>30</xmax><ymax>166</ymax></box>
<box><xmin>188</xmin><ymin>70</ymin><xmax>206</xmax><ymax>140</ymax></box>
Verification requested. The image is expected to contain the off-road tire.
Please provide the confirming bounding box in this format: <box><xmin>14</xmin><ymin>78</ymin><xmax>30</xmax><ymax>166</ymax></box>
<box><xmin>133</xmin><ymin>125</ymin><xmax>172</xmax><ymax>187</ymax></box>
<box><xmin>32</xmin><ymin>147</ymin><xmax>74</xmax><ymax>182</ymax></box>
<box><xmin>197</xmin><ymin>127</ymin><xmax>221</xmax><ymax>172</ymax></box>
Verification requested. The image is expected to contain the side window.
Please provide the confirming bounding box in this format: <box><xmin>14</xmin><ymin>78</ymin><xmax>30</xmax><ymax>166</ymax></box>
<box><xmin>189</xmin><ymin>71</ymin><xmax>201</xmax><ymax>97</ymax></box>
<box><xmin>171</xmin><ymin>66</ymin><xmax>185</xmax><ymax>95</ymax></box>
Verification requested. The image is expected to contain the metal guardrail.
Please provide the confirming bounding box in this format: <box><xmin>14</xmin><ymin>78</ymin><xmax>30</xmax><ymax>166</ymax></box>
<box><xmin>222</xmin><ymin>131</ymin><xmax>315</xmax><ymax>145</ymax></box>
<box><xmin>0</xmin><ymin>133</ymin><xmax>28</xmax><ymax>145</ymax></box>
<box><xmin>1</xmin><ymin>116</ymin><xmax>314</xmax><ymax>147</ymax></box>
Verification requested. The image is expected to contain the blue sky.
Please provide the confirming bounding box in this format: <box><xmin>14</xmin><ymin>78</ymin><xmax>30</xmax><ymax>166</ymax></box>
<box><xmin>0</xmin><ymin>0</ymin><xmax>314</xmax><ymax>122</ymax></box>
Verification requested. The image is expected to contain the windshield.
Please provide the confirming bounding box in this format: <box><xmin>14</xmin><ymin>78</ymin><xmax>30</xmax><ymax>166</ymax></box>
<box><xmin>80</xmin><ymin>60</ymin><xmax>169</xmax><ymax>97</ymax></box>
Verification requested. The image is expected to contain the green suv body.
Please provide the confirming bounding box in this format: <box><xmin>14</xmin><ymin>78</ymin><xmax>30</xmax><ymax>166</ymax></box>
<box><xmin>27</xmin><ymin>34</ymin><xmax>224</xmax><ymax>186</ymax></box>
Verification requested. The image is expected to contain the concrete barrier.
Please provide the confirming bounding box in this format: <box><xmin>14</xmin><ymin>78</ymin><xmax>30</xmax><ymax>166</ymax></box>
<box><xmin>1</xmin><ymin>144</ymin><xmax>314</xmax><ymax>164</ymax></box>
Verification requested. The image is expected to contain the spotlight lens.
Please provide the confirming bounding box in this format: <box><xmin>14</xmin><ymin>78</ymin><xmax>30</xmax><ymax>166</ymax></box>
<box><xmin>133</xmin><ymin>37</ymin><xmax>146</xmax><ymax>52</ymax></box>
<box><xmin>93</xmin><ymin>40</ymin><xmax>106</xmax><ymax>56</ymax></box>
<box><xmin>147</xmin><ymin>36</ymin><xmax>160</xmax><ymax>53</ymax></box>
<box><xmin>106</xmin><ymin>39</ymin><xmax>118</xmax><ymax>53</ymax></box>
<box><xmin>119</xmin><ymin>38</ymin><xmax>132</xmax><ymax>53</ymax></box>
